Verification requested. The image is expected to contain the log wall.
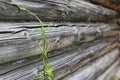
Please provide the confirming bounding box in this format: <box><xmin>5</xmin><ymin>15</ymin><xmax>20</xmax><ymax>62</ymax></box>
<box><xmin>0</xmin><ymin>0</ymin><xmax>120</xmax><ymax>80</ymax></box>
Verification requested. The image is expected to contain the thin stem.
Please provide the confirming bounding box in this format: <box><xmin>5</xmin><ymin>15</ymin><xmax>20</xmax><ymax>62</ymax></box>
<box><xmin>15</xmin><ymin>4</ymin><xmax>54</xmax><ymax>80</ymax></box>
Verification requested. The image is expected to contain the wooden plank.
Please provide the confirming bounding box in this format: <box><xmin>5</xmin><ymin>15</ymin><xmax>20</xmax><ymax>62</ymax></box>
<box><xmin>0</xmin><ymin>0</ymin><xmax>118</xmax><ymax>22</ymax></box>
<box><xmin>62</xmin><ymin>49</ymin><xmax>119</xmax><ymax>80</ymax></box>
<box><xmin>0</xmin><ymin>40</ymin><xmax>119</xmax><ymax>80</ymax></box>
<box><xmin>0</xmin><ymin>22</ymin><xmax>119</xmax><ymax>64</ymax></box>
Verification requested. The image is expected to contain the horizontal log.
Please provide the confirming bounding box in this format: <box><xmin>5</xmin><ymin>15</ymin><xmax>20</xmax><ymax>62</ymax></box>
<box><xmin>62</xmin><ymin>49</ymin><xmax>119</xmax><ymax>80</ymax></box>
<box><xmin>86</xmin><ymin>0</ymin><xmax>120</xmax><ymax>13</ymax></box>
<box><xmin>0</xmin><ymin>38</ymin><xmax>116</xmax><ymax>74</ymax></box>
<box><xmin>0</xmin><ymin>0</ymin><xmax>118</xmax><ymax>22</ymax></box>
<box><xmin>0</xmin><ymin>40</ymin><xmax>119</xmax><ymax>80</ymax></box>
<box><xmin>0</xmin><ymin>22</ymin><xmax>120</xmax><ymax>64</ymax></box>
<box><xmin>0</xmin><ymin>38</ymin><xmax>113</xmax><ymax>72</ymax></box>
<box><xmin>96</xmin><ymin>59</ymin><xmax>120</xmax><ymax>80</ymax></box>
<box><xmin>54</xmin><ymin>42</ymin><xmax>119</xmax><ymax>80</ymax></box>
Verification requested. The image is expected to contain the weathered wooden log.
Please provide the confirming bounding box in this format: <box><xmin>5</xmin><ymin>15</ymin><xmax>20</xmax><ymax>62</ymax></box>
<box><xmin>54</xmin><ymin>42</ymin><xmax>119</xmax><ymax>80</ymax></box>
<box><xmin>0</xmin><ymin>1</ymin><xmax>119</xmax><ymax>80</ymax></box>
<box><xmin>62</xmin><ymin>49</ymin><xmax>119</xmax><ymax>80</ymax></box>
<box><xmin>110</xmin><ymin>67</ymin><xmax>120</xmax><ymax>80</ymax></box>
<box><xmin>96</xmin><ymin>59</ymin><xmax>120</xmax><ymax>80</ymax></box>
<box><xmin>0</xmin><ymin>39</ymin><xmax>119</xmax><ymax>80</ymax></box>
<box><xmin>0</xmin><ymin>38</ymin><xmax>116</xmax><ymax>74</ymax></box>
<box><xmin>0</xmin><ymin>22</ymin><xmax>119</xmax><ymax>64</ymax></box>
<box><xmin>86</xmin><ymin>0</ymin><xmax>120</xmax><ymax>13</ymax></box>
<box><xmin>0</xmin><ymin>0</ymin><xmax>118</xmax><ymax>22</ymax></box>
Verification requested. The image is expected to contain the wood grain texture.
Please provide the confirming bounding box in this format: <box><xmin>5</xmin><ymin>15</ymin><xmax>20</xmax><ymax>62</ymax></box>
<box><xmin>0</xmin><ymin>0</ymin><xmax>118</xmax><ymax>22</ymax></box>
<box><xmin>86</xmin><ymin>0</ymin><xmax>120</xmax><ymax>13</ymax></box>
<box><xmin>0</xmin><ymin>0</ymin><xmax>119</xmax><ymax>79</ymax></box>
<box><xmin>96</xmin><ymin>59</ymin><xmax>120</xmax><ymax>80</ymax></box>
<box><xmin>0</xmin><ymin>22</ymin><xmax>119</xmax><ymax>64</ymax></box>
<box><xmin>0</xmin><ymin>40</ymin><xmax>119</xmax><ymax>80</ymax></box>
<box><xmin>54</xmin><ymin>41</ymin><xmax>119</xmax><ymax>80</ymax></box>
<box><xmin>110</xmin><ymin>67</ymin><xmax>120</xmax><ymax>80</ymax></box>
<box><xmin>62</xmin><ymin>49</ymin><xmax>119</xmax><ymax>80</ymax></box>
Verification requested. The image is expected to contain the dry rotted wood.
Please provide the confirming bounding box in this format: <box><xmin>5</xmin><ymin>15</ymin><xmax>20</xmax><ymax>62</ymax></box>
<box><xmin>0</xmin><ymin>0</ymin><xmax>118</xmax><ymax>22</ymax></box>
<box><xmin>0</xmin><ymin>22</ymin><xmax>120</xmax><ymax>64</ymax></box>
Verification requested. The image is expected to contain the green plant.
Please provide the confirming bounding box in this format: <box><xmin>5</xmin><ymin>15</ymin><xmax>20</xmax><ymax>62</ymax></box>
<box><xmin>15</xmin><ymin>4</ymin><xmax>54</xmax><ymax>80</ymax></box>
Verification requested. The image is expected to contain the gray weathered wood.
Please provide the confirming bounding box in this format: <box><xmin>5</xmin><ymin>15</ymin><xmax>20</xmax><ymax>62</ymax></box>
<box><xmin>62</xmin><ymin>49</ymin><xmax>119</xmax><ymax>80</ymax></box>
<box><xmin>0</xmin><ymin>40</ymin><xmax>118</xmax><ymax>80</ymax></box>
<box><xmin>0</xmin><ymin>22</ymin><xmax>119</xmax><ymax>64</ymax></box>
<box><xmin>54</xmin><ymin>41</ymin><xmax>119</xmax><ymax>80</ymax></box>
<box><xmin>0</xmin><ymin>38</ymin><xmax>116</xmax><ymax>74</ymax></box>
<box><xmin>111</xmin><ymin>68</ymin><xmax>120</xmax><ymax>80</ymax></box>
<box><xmin>0</xmin><ymin>0</ymin><xmax>119</xmax><ymax>80</ymax></box>
<box><xmin>96</xmin><ymin>60</ymin><xmax>120</xmax><ymax>80</ymax></box>
<box><xmin>0</xmin><ymin>0</ymin><xmax>118</xmax><ymax>22</ymax></box>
